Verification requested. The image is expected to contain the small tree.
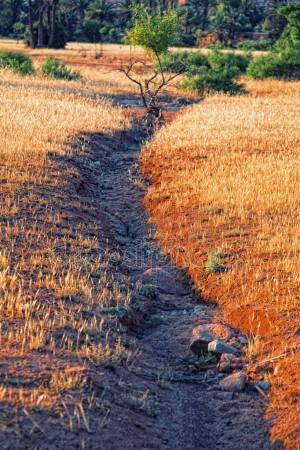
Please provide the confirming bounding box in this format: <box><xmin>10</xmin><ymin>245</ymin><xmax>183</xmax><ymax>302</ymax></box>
<box><xmin>120</xmin><ymin>6</ymin><xmax>184</xmax><ymax>129</ymax></box>
<box><xmin>13</xmin><ymin>22</ymin><xmax>25</xmax><ymax>43</ymax></box>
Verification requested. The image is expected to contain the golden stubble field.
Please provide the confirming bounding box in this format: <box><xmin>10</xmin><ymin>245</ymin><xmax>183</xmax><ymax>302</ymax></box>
<box><xmin>141</xmin><ymin>80</ymin><xmax>300</xmax><ymax>448</ymax></box>
<box><xmin>0</xmin><ymin>73</ymin><xmax>134</xmax><ymax>423</ymax></box>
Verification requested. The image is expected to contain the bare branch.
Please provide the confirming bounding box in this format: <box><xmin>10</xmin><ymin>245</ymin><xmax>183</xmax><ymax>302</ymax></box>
<box><xmin>153</xmin><ymin>65</ymin><xmax>186</xmax><ymax>97</ymax></box>
<box><xmin>119</xmin><ymin>61</ymin><xmax>148</xmax><ymax>108</ymax></box>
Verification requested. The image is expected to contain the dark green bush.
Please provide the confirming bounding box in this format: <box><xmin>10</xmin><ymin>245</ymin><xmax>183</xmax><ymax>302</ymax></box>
<box><xmin>159</xmin><ymin>50</ymin><xmax>250</xmax><ymax>94</ymax></box>
<box><xmin>210</xmin><ymin>51</ymin><xmax>251</xmax><ymax>74</ymax></box>
<box><xmin>183</xmin><ymin>65</ymin><xmax>243</xmax><ymax>95</ymax></box>
<box><xmin>41</xmin><ymin>58</ymin><xmax>80</xmax><ymax>80</ymax></box>
<box><xmin>247</xmin><ymin>48</ymin><xmax>300</xmax><ymax>79</ymax></box>
<box><xmin>0</xmin><ymin>51</ymin><xmax>34</xmax><ymax>75</ymax></box>
<box><xmin>237</xmin><ymin>39</ymin><xmax>273</xmax><ymax>51</ymax></box>
<box><xmin>187</xmin><ymin>51</ymin><xmax>250</xmax><ymax>94</ymax></box>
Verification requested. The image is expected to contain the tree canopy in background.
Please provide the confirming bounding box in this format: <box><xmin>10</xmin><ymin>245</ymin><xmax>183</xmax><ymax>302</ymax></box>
<box><xmin>0</xmin><ymin>0</ymin><xmax>296</xmax><ymax>49</ymax></box>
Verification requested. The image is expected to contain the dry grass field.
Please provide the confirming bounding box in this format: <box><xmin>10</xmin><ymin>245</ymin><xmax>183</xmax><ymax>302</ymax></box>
<box><xmin>0</xmin><ymin>69</ymin><xmax>138</xmax><ymax>445</ymax></box>
<box><xmin>141</xmin><ymin>81</ymin><xmax>300</xmax><ymax>448</ymax></box>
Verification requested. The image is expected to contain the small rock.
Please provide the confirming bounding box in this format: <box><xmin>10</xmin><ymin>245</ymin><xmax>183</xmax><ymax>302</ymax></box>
<box><xmin>208</xmin><ymin>340</ymin><xmax>239</xmax><ymax>355</ymax></box>
<box><xmin>237</xmin><ymin>335</ymin><xmax>248</xmax><ymax>345</ymax></box>
<box><xmin>141</xmin><ymin>267</ymin><xmax>189</xmax><ymax>296</ymax></box>
<box><xmin>258</xmin><ymin>380</ymin><xmax>271</xmax><ymax>391</ymax></box>
<box><xmin>220</xmin><ymin>391</ymin><xmax>234</xmax><ymax>400</ymax></box>
<box><xmin>190</xmin><ymin>323</ymin><xmax>234</xmax><ymax>355</ymax></box>
<box><xmin>219</xmin><ymin>371</ymin><xmax>247</xmax><ymax>392</ymax></box>
<box><xmin>218</xmin><ymin>353</ymin><xmax>244</xmax><ymax>373</ymax></box>
<box><xmin>205</xmin><ymin>369</ymin><xmax>216</xmax><ymax>378</ymax></box>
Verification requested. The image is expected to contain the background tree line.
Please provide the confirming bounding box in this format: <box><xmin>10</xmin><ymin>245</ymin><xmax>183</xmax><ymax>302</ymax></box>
<box><xmin>0</xmin><ymin>0</ymin><xmax>294</xmax><ymax>48</ymax></box>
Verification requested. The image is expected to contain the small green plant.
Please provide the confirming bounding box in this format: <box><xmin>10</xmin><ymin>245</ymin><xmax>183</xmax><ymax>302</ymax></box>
<box><xmin>41</xmin><ymin>58</ymin><xmax>80</xmax><ymax>80</ymax></box>
<box><xmin>0</xmin><ymin>51</ymin><xmax>34</xmax><ymax>75</ymax></box>
<box><xmin>140</xmin><ymin>284</ymin><xmax>158</xmax><ymax>299</ymax></box>
<box><xmin>205</xmin><ymin>250</ymin><xmax>224</xmax><ymax>274</ymax></box>
<box><xmin>147</xmin><ymin>314</ymin><xmax>164</xmax><ymax>328</ymax></box>
<box><xmin>103</xmin><ymin>306</ymin><xmax>127</xmax><ymax>316</ymax></box>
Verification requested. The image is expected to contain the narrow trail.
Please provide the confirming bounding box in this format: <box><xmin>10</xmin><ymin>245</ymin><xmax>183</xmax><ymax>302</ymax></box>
<box><xmin>92</xmin><ymin>99</ymin><xmax>279</xmax><ymax>450</ymax></box>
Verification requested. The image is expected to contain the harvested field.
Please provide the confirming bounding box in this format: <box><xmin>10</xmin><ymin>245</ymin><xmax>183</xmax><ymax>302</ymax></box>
<box><xmin>141</xmin><ymin>81</ymin><xmax>300</xmax><ymax>448</ymax></box>
<box><xmin>0</xmin><ymin>73</ymin><xmax>139</xmax><ymax>447</ymax></box>
<box><xmin>0</xmin><ymin>37</ymin><xmax>298</xmax><ymax>448</ymax></box>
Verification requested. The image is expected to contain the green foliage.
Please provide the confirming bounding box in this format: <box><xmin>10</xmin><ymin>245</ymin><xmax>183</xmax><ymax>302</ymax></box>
<box><xmin>50</xmin><ymin>23</ymin><xmax>67</xmax><ymax>49</ymax></box>
<box><xmin>41</xmin><ymin>58</ymin><xmax>80</xmax><ymax>80</ymax></box>
<box><xmin>126</xmin><ymin>5</ymin><xmax>182</xmax><ymax>55</ymax></box>
<box><xmin>0</xmin><ymin>51</ymin><xmax>34</xmax><ymax>75</ymax></box>
<box><xmin>209</xmin><ymin>0</ymin><xmax>251</xmax><ymax>45</ymax></box>
<box><xmin>210</xmin><ymin>51</ymin><xmax>251</xmax><ymax>74</ymax></box>
<box><xmin>147</xmin><ymin>314</ymin><xmax>164</xmax><ymax>328</ymax></box>
<box><xmin>276</xmin><ymin>5</ymin><xmax>300</xmax><ymax>51</ymax></box>
<box><xmin>82</xmin><ymin>19</ymin><xmax>101</xmax><ymax>42</ymax></box>
<box><xmin>140</xmin><ymin>284</ymin><xmax>158</xmax><ymax>299</ymax></box>
<box><xmin>262</xmin><ymin>1</ymin><xmax>287</xmax><ymax>42</ymax></box>
<box><xmin>103</xmin><ymin>306</ymin><xmax>127</xmax><ymax>316</ymax></box>
<box><xmin>237</xmin><ymin>38</ymin><xmax>273</xmax><ymax>51</ymax></box>
<box><xmin>205</xmin><ymin>251</ymin><xmax>224</xmax><ymax>274</ymax></box>
<box><xmin>0</xmin><ymin>0</ymin><xmax>294</xmax><ymax>50</ymax></box>
<box><xmin>13</xmin><ymin>21</ymin><xmax>25</xmax><ymax>40</ymax></box>
<box><xmin>247</xmin><ymin>48</ymin><xmax>300</xmax><ymax>80</ymax></box>
<box><xmin>157</xmin><ymin>51</ymin><xmax>207</xmax><ymax>73</ymax></box>
<box><xmin>248</xmin><ymin>6</ymin><xmax>300</xmax><ymax>80</ymax></box>
<box><xmin>160</xmin><ymin>50</ymin><xmax>250</xmax><ymax>94</ymax></box>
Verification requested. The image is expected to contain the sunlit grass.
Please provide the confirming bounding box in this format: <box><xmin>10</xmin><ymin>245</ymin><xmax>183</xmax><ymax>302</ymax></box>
<box><xmin>0</xmin><ymin>72</ymin><xmax>131</xmax><ymax>416</ymax></box>
<box><xmin>141</xmin><ymin>81</ymin><xmax>300</xmax><ymax>448</ymax></box>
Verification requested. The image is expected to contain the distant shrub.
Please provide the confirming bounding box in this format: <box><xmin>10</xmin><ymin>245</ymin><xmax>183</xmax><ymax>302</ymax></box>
<box><xmin>237</xmin><ymin>39</ymin><xmax>273</xmax><ymax>51</ymax></box>
<box><xmin>41</xmin><ymin>58</ymin><xmax>80</xmax><ymax>80</ymax></box>
<box><xmin>0</xmin><ymin>51</ymin><xmax>34</xmax><ymax>75</ymax></box>
<box><xmin>211</xmin><ymin>51</ymin><xmax>251</xmax><ymax>74</ymax></box>
<box><xmin>186</xmin><ymin>50</ymin><xmax>250</xmax><ymax>94</ymax></box>
<box><xmin>159</xmin><ymin>50</ymin><xmax>250</xmax><ymax>94</ymax></box>
<box><xmin>247</xmin><ymin>48</ymin><xmax>300</xmax><ymax>79</ymax></box>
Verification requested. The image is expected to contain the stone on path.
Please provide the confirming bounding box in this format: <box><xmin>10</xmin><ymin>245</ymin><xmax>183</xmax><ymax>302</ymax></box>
<box><xmin>208</xmin><ymin>340</ymin><xmax>239</xmax><ymax>355</ymax></box>
<box><xmin>218</xmin><ymin>353</ymin><xmax>244</xmax><ymax>373</ymax></box>
<box><xmin>190</xmin><ymin>323</ymin><xmax>234</xmax><ymax>355</ymax></box>
<box><xmin>219</xmin><ymin>371</ymin><xmax>247</xmax><ymax>392</ymax></box>
<box><xmin>258</xmin><ymin>380</ymin><xmax>271</xmax><ymax>391</ymax></box>
<box><xmin>141</xmin><ymin>267</ymin><xmax>189</xmax><ymax>296</ymax></box>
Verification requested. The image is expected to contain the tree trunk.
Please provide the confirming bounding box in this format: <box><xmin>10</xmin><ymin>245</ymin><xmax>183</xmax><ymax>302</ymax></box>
<box><xmin>47</xmin><ymin>4</ymin><xmax>51</xmax><ymax>34</ymax></box>
<box><xmin>28</xmin><ymin>0</ymin><xmax>36</xmax><ymax>48</ymax></box>
<box><xmin>48</xmin><ymin>0</ymin><xmax>58</xmax><ymax>48</ymax></box>
<box><xmin>37</xmin><ymin>0</ymin><xmax>44</xmax><ymax>47</ymax></box>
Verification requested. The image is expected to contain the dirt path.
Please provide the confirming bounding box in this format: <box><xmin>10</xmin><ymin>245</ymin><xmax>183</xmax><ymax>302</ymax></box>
<box><xmin>91</xmin><ymin>101</ymin><xmax>281</xmax><ymax>450</ymax></box>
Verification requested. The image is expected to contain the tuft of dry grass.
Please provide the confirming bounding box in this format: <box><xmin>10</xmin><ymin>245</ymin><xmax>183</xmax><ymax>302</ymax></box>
<box><xmin>141</xmin><ymin>81</ymin><xmax>300</xmax><ymax>449</ymax></box>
